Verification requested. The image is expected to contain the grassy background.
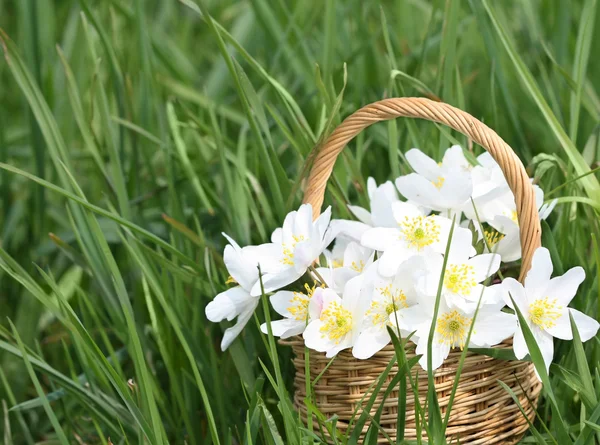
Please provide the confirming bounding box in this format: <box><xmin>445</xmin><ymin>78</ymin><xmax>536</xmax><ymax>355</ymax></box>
<box><xmin>0</xmin><ymin>0</ymin><xmax>599</xmax><ymax>443</ymax></box>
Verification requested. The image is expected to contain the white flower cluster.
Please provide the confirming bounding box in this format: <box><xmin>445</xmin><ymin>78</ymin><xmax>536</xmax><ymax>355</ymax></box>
<box><xmin>206</xmin><ymin>146</ymin><xmax>599</xmax><ymax>374</ymax></box>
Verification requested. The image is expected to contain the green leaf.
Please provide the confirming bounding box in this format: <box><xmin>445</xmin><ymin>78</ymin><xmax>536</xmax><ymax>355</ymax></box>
<box><xmin>481</xmin><ymin>0</ymin><xmax>600</xmax><ymax>201</ymax></box>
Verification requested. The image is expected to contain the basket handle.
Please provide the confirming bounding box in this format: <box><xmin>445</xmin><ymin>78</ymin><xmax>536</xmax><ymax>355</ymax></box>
<box><xmin>302</xmin><ymin>97</ymin><xmax>541</xmax><ymax>282</ymax></box>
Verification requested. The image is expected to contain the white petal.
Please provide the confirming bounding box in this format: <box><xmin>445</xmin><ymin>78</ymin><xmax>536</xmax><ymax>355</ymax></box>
<box><xmin>348</xmin><ymin>205</ymin><xmax>373</xmax><ymax>226</ymax></box>
<box><xmin>329</xmin><ymin>219</ymin><xmax>371</xmax><ymax>243</ymax></box>
<box><xmin>394</xmin><ymin>304</ymin><xmax>429</xmax><ymax>332</ymax></box>
<box><xmin>223</xmin><ymin>244</ymin><xmax>258</xmax><ymax>292</ymax></box>
<box><xmin>440</xmin><ymin>172</ymin><xmax>473</xmax><ymax>209</ymax></box>
<box><xmin>352</xmin><ymin>329</ymin><xmax>391</xmax><ymax>359</ymax></box>
<box><xmin>544</xmin><ymin>307</ymin><xmax>571</xmax><ymax>340</ymax></box>
<box><xmin>371</xmin><ymin>186</ymin><xmax>399</xmax><ymax>227</ymax></box>
<box><xmin>271</xmin><ymin>228</ymin><xmax>283</xmax><ymax>244</ymax></box>
<box><xmin>205</xmin><ymin>290</ymin><xmax>238</xmax><ymax>322</ymax></box>
<box><xmin>221</xmin><ymin>232</ymin><xmax>242</xmax><ymax>252</ymax></box>
<box><xmin>539</xmin><ymin>199</ymin><xmax>557</xmax><ymax>220</ymax></box>
<box><xmin>367</xmin><ymin>177</ymin><xmax>377</xmax><ymax>198</ymax></box>
<box><xmin>512</xmin><ymin>327</ymin><xmax>528</xmax><ymax>360</ymax></box>
<box><xmin>543</xmin><ymin>266</ymin><xmax>585</xmax><ymax>306</ymax></box>
<box><xmin>207</xmin><ymin>286</ymin><xmax>254</xmax><ymax>322</ymax></box>
<box><xmin>532</xmin><ymin>328</ymin><xmax>554</xmax><ymax>374</ymax></box>
<box><xmin>442</xmin><ymin>145</ymin><xmax>470</xmax><ymax>169</ymax></box>
<box><xmin>303</xmin><ymin>320</ymin><xmax>332</xmax><ymax>352</ymax></box>
<box><xmin>502</xmin><ymin>278</ymin><xmax>529</xmax><ymax>311</ymax></box>
<box><xmin>246</xmin><ymin>243</ymin><xmax>285</xmax><ymax>277</ymax></box>
<box><xmin>391</xmin><ymin>201</ymin><xmax>423</xmax><ymax>221</ymax></box>
<box><xmin>569</xmin><ymin>309</ymin><xmax>600</xmax><ymax>342</ymax></box>
<box><xmin>417</xmin><ymin>337</ymin><xmax>450</xmax><ymax>371</ymax></box>
<box><xmin>395</xmin><ymin>174</ymin><xmax>441</xmax><ymax>210</ymax></box>
<box><xmin>325</xmin><ymin>337</ymin><xmax>353</xmax><ymax>357</ymax></box>
<box><xmin>524</xmin><ymin>247</ymin><xmax>553</xmax><ymax>291</ymax></box>
<box><xmin>468</xmin><ymin>254</ymin><xmax>501</xmax><ymax>283</ymax></box>
<box><xmin>220</xmin><ymin>301</ymin><xmax>258</xmax><ymax>351</ymax></box>
<box><xmin>251</xmin><ymin>268</ymin><xmax>302</xmax><ymax>296</ymax></box>
<box><xmin>360</xmin><ymin>227</ymin><xmax>400</xmax><ymax>251</ymax></box>
<box><xmin>294</xmin><ymin>204</ymin><xmax>314</xmax><ymax>237</ymax></box>
<box><xmin>445</xmin><ymin>227</ymin><xmax>474</xmax><ymax>265</ymax></box>
<box><xmin>378</xmin><ymin>249</ymin><xmax>410</xmax><ymax>277</ymax></box>
<box><xmin>315</xmin><ymin>206</ymin><xmax>332</xmax><ymax>240</ymax></box>
<box><xmin>269</xmin><ymin>291</ymin><xmax>297</xmax><ymax>317</ymax></box>
<box><xmin>405</xmin><ymin>148</ymin><xmax>440</xmax><ymax>179</ymax></box>
<box><xmin>261</xmin><ymin>319</ymin><xmax>305</xmax><ymax>339</ymax></box>
<box><xmin>471</xmin><ymin>311</ymin><xmax>516</xmax><ymax>347</ymax></box>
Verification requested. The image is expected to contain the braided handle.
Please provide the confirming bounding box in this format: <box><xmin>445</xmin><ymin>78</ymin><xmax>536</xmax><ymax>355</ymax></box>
<box><xmin>303</xmin><ymin>97</ymin><xmax>541</xmax><ymax>281</ymax></box>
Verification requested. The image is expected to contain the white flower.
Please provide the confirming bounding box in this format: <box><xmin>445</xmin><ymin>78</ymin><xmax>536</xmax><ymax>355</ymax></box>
<box><xmin>352</xmin><ymin>257</ymin><xmax>427</xmax><ymax>359</ymax></box>
<box><xmin>418</xmin><ymin>228</ymin><xmax>500</xmax><ymax>309</ymax></box>
<box><xmin>251</xmin><ymin>204</ymin><xmax>332</xmax><ymax>296</ymax></box>
<box><xmin>206</xmin><ymin>234</ymin><xmax>278</xmax><ymax>351</ymax></box>
<box><xmin>398</xmin><ymin>296</ymin><xmax>516</xmax><ymax>371</ymax></box>
<box><xmin>303</xmin><ymin>274</ymin><xmax>371</xmax><ymax>357</ymax></box>
<box><xmin>330</xmin><ymin>178</ymin><xmax>399</xmax><ymax>243</ymax></box>
<box><xmin>461</xmin><ymin>152</ymin><xmax>510</xmax><ymax>220</ymax></box>
<box><xmin>361</xmin><ymin>200</ymin><xmax>455</xmax><ymax>276</ymax></box>
<box><xmin>502</xmin><ymin>247</ymin><xmax>599</xmax><ymax>374</ymax></box>
<box><xmin>468</xmin><ymin>217</ymin><xmax>521</xmax><ymax>263</ymax></box>
<box><xmin>348</xmin><ymin>177</ymin><xmax>399</xmax><ymax>228</ymax></box>
<box><xmin>395</xmin><ymin>146</ymin><xmax>473</xmax><ymax>216</ymax></box>
<box><xmin>315</xmin><ymin>240</ymin><xmax>374</xmax><ymax>293</ymax></box>
<box><xmin>260</xmin><ymin>283</ymin><xmax>322</xmax><ymax>339</ymax></box>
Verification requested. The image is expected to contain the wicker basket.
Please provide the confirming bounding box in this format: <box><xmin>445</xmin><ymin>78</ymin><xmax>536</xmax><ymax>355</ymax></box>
<box><xmin>292</xmin><ymin>97</ymin><xmax>543</xmax><ymax>443</ymax></box>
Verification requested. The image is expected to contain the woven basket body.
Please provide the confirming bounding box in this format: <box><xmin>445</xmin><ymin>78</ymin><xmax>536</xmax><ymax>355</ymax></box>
<box><xmin>293</xmin><ymin>97</ymin><xmax>544</xmax><ymax>443</ymax></box>
<box><xmin>287</xmin><ymin>339</ymin><xmax>541</xmax><ymax>444</ymax></box>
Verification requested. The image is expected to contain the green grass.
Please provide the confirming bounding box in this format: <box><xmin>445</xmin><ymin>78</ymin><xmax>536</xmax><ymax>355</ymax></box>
<box><xmin>0</xmin><ymin>0</ymin><xmax>599</xmax><ymax>443</ymax></box>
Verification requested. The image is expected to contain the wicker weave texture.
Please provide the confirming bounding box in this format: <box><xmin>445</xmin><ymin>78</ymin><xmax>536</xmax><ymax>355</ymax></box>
<box><xmin>288</xmin><ymin>339</ymin><xmax>541</xmax><ymax>444</ymax></box>
<box><xmin>291</xmin><ymin>98</ymin><xmax>544</xmax><ymax>443</ymax></box>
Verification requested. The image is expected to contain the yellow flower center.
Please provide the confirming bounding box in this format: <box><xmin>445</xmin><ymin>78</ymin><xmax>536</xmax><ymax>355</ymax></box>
<box><xmin>529</xmin><ymin>297</ymin><xmax>563</xmax><ymax>329</ymax></box>
<box><xmin>399</xmin><ymin>216</ymin><xmax>441</xmax><ymax>251</ymax></box>
<box><xmin>281</xmin><ymin>234</ymin><xmax>306</xmax><ymax>266</ymax></box>
<box><xmin>350</xmin><ymin>260</ymin><xmax>365</xmax><ymax>272</ymax></box>
<box><xmin>484</xmin><ymin>229</ymin><xmax>505</xmax><ymax>248</ymax></box>
<box><xmin>225</xmin><ymin>275</ymin><xmax>237</xmax><ymax>285</ymax></box>
<box><xmin>510</xmin><ymin>210</ymin><xmax>518</xmax><ymax>225</ymax></box>
<box><xmin>319</xmin><ymin>301</ymin><xmax>352</xmax><ymax>343</ymax></box>
<box><xmin>443</xmin><ymin>264</ymin><xmax>477</xmax><ymax>295</ymax></box>
<box><xmin>436</xmin><ymin>310</ymin><xmax>472</xmax><ymax>349</ymax></box>
<box><xmin>432</xmin><ymin>176</ymin><xmax>445</xmax><ymax>189</ymax></box>
<box><xmin>287</xmin><ymin>283</ymin><xmax>319</xmax><ymax>321</ymax></box>
<box><xmin>332</xmin><ymin>259</ymin><xmax>344</xmax><ymax>268</ymax></box>
<box><xmin>366</xmin><ymin>284</ymin><xmax>408</xmax><ymax>327</ymax></box>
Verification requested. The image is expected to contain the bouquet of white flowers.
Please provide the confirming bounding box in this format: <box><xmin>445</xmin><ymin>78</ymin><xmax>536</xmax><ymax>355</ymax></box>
<box><xmin>205</xmin><ymin>98</ymin><xmax>599</xmax><ymax>443</ymax></box>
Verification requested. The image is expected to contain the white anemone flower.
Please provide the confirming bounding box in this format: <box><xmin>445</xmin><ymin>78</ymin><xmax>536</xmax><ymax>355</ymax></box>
<box><xmin>395</xmin><ymin>146</ymin><xmax>473</xmax><ymax>216</ymax></box>
<box><xmin>315</xmin><ymin>240</ymin><xmax>374</xmax><ymax>293</ymax></box>
<box><xmin>330</xmin><ymin>178</ymin><xmax>399</xmax><ymax>243</ymax></box>
<box><xmin>251</xmin><ymin>204</ymin><xmax>332</xmax><ymax>296</ymax></box>
<box><xmin>206</xmin><ymin>234</ymin><xmax>279</xmax><ymax>351</ymax></box>
<box><xmin>348</xmin><ymin>177</ymin><xmax>399</xmax><ymax>228</ymax></box>
<box><xmin>468</xmin><ymin>184</ymin><xmax>556</xmax><ymax>262</ymax></box>
<box><xmin>467</xmin><ymin>216</ymin><xmax>521</xmax><ymax>263</ymax></box>
<box><xmin>477</xmin><ymin>183</ymin><xmax>555</xmax><ymax>228</ymax></box>
<box><xmin>260</xmin><ymin>283</ymin><xmax>323</xmax><ymax>339</ymax></box>
<box><xmin>418</xmin><ymin>228</ymin><xmax>500</xmax><ymax>310</ymax></box>
<box><xmin>361</xmin><ymin>200</ymin><xmax>456</xmax><ymax>276</ymax></box>
<box><xmin>461</xmin><ymin>152</ymin><xmax>511</xmax><ymax>220</ymax></box>
<box><xmin>303</xmin><ymin>274</ymin><xmax>371</xmax><ymax>357</ymax></box>
<box><xmin>352</xmin><ymin>257</ymin><xmax>427</xmax><ymax>359</ymax></box>
<box><xmin>502</xmin><ymin>247</ymin><xmax>599</xmax><ymax>374</ymax></box>
<box><xmin>398</xmin><ymin>297</ymin><xmax>516</xmax><ymax>371</ymax></box>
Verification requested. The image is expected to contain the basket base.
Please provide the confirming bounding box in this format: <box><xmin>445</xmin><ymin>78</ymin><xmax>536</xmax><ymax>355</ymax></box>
<box><xmin>284</xmin><ymin>339</ymin><xmax>541</xmax><ymax>444</ymax></box>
